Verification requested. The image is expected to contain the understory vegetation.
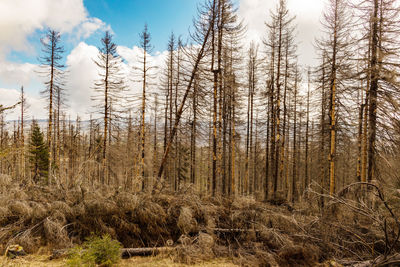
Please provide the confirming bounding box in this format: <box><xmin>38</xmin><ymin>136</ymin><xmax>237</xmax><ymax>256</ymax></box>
<box><xmin>66</xmin><ymin>234</ymin><xmax>121</xmax><ymax>267</ymax></box>
<box><xmin>0</xmin><ymin>176</ymin><xmax>399</xmax><ymax>266</ymax></box>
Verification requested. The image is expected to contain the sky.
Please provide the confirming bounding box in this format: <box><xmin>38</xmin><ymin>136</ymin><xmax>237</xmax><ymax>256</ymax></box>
<box><xmin>0</xmin><ymin>0</ymin><xmax>324</xmax><ymax>120</ymax></box>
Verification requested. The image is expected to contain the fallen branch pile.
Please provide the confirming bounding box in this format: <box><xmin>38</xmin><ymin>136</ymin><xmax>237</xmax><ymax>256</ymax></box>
<box><xmin>0</xmin><ymin>180</ymin><xmax>398</xmax><ymax>266</ymax></box>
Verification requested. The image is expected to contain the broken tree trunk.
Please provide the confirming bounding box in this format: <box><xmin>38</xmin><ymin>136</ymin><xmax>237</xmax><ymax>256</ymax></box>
<box><xmin>121</xmin><ymin>247</ymin><xmax>174</xmax><ymax>258</ymax></box>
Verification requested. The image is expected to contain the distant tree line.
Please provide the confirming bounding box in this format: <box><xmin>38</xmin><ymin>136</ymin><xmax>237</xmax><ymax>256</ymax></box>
<box><xmin>1</xmin><ymin>0</ymin><xmax>400</xmax><ymax>205</ymax></box>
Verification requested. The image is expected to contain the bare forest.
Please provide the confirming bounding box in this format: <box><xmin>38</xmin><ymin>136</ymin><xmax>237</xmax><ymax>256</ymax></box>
<box><xmin>1</xmin><ymin>0</ymin><xmax>400</xmax><ymax>266</ymax></box>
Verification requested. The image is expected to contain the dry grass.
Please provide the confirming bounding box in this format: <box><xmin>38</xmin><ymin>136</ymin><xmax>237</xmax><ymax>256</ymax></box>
<box><xmin>0</xmin><ymin>180</ymin><xmax>397</xmax><ymax>266</ymax></box>
<box><xmin>0</xmin><ymin>255</ymin><xmax>65</xmax><ymax>267</ymax></box>
<box><xmin>0</xmin><ymin>255</ymin><xmax>238</xmax><ymax>267</ymax></box>
<box><xmin>121</xmin><ymin>256</ymin><xmax>238</xmax><ymax>267</ymax></box>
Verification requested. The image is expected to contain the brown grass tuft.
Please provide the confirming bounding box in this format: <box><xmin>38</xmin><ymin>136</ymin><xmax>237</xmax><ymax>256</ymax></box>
<box><xmin>177</xmin><ymin>206</ymin><xmax>197</xmax><ymax>235</ymax></box>
<box><xmin>0</xmin><ymin>184</ymin><xmax>395</xmax><ymax>265</ymax></box>
<box><xmin>9</xmin><ymin>201</ymin><xmax>33</xmax><ymax>218</ymax></box>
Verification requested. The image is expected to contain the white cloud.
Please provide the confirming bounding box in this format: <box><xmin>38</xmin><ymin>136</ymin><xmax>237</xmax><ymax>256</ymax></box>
<box><xmin>238</xmin><ymin>0</ymin><xmax>324</xmax><ymax>67</ymax></box>
<box><xmin>1</xmin><ymin>42</ymin><xmax>100</xmax><ymax>121</ymax></box>
<box><xmin>0</xmin><ymin>62</ymin><xmax>45</xmax><ymax>121</ymax></box>
<box><xmin>0</xmin><ymin>62</ymin><xmax>40</xmax><ymax>87</ymax></box>
<box><xmin>65</xmin><ymin>42</ymin><xmax>99</xmax><ymax>118</ymax></box>
<box><xmin>0</xmin><ymin>88</ymin><xmax>47</xmax><ymax>120</ymax></box>
<box><xmin>117</xmin><ymin>45</ymin><xmax>167</xmax><ymax>96</ymax></box>
<box><xmin>0</xmin><ymin>0</ymin><xmax>108</xmax><ymax>59</ymax></box>
<box><xmin>0</xmin><ymin>42</ymin><xmax>169</xmax><ymax>121</ymax></box>
<box><xmin>63</xmin><ymin>43</ymin><xmax>168</xmax><ymax>120</ymax></box>
<box><xmin>238</xmin><ymin>0</ymin><xmax>267</xmax><ymax>44</ymax></box>
<box><xmin>0</xmin><ymin>0</ymin><xmax>111</xmax><ymax>121</ymax></box>
<box><xmin>118</xmin><ymin>46</ymin><xmax>144</xmax><ymax>66</ymax></box>
<box><xmin>76</xmin><ymin>18</ymin><xmax>111</xmax><ymax>40</ymax></box>
<box><xmin>0</xmin><ymin>88</ymin><xmax>21</xmax><ymax>110</ymax></box>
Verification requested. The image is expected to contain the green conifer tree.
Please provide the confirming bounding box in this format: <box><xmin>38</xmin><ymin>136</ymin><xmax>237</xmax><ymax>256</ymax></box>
<box><xmin>29</xmin><ymin>121</ymin><xmax>49</xmax><ymax>182</ymax></box>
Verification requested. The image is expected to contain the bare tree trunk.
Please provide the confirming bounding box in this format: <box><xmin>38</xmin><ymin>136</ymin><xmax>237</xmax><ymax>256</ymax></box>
<box><xmin>48</xmin><ymin>38</ymin><xmax>55</xmax><ymax>180</ymax></box>
<box><xmin>304</xmin><ymin>69</ymin><xmax>310</xmax><ymax>191</ymax></box>
<box><xmin>367</xmin><ymin>0</ymin><xmax>379</xmax><ymax>183</ymax></box>
<box><xmin>190</xmin><ymin>78</ymin><xmax>198</xmax><ymax>185</ymax></box>
<box><xmin>175</xmin><ymin>43</ymin><xmax>181</xmax><ymax>190</ymax></box>
<box><xmin>231</xmin><ymin>86</ymin><xmax>236</xmax><ymax>196</ymax></box>
<box><xmin>361</xmin><ymin>39</ymin><xmax>371</xmax><ymax>184</ymax></box>
<box><xmin>264</xmin><ymin>94</ymin><xmax>270</xmax><ymax>200</ymax></box>
<box><xmin>245</xmin><ymin>59</ymin><xmax>251</xmax><ymax>195</ymax></box>
<box><xmin>319</xmin><ymin>55</ymin><xmax>327</xmax><ymax>208</ymax></box>
<box><xmin>210</xmin><ymin>0</ymin><xmax>218</xmax><ymax>196</ymax></box>
<box><xmin>153</xmin><ymin>95</ymin><xmax>158</xmax><ymax>178</ymax></box>
<box><xmin>222</xmin><ymin>66</ymin><xmax>227</xmax><ymax>195</ymax></box>
<box><xmin>267</xmin><ymin>37</ymin><xmax>276</xmax><ymax>200</ymax></box>
<box><xmin>273</xmin><ymin>13</ymin><xmax>283</xmax><ymax>199</ymax></box>
<box><xmin>280</xmin><ymin>36</ymin><xmax>289</xmax><ymax>196</ymax></box>
<box><xmin>168</xmin><ymin>35</ymin><xmax>174</xmax><ymax>187</ymax></box>
<box><xmin>56</xmin><ymin>87</ymin><xmax>61</xmax><ymax>175</ymax></box>
<box><xmin>254</xmin><ymin>112</ymin><xmax>259</xmax><ymax>194</ymax></box>
<box><xmin>357</xmin><ymin>80</ymin><xmax>364</xmax><ymax>182</ymax></box>
<box><xmin>328</xmin><ymin>3</ymin><xmax>339</xmax><ymax>196</ymax></box>
<box><xmin>141</xmin><ymin>46</ymin><xmax>147</xmax><ymax>190</ymax></box>
<box><xmin>291</xmin><ymin>70</ymin><xmax>298</xmax><ymax>203</ymax></box>
<box><xmin>20</xmin><ymin>86</ymin><xmax>25</xmax><ymax>182</ymax></box>
<box><xmin>103</xmin><ymin>52</ymin><xmax>109</xmax><ymax>185</ymax></box>
<box><xmin>249</xmin><ymin>61</ymin><xmax>254</xmax><ymax>195</ymax></box>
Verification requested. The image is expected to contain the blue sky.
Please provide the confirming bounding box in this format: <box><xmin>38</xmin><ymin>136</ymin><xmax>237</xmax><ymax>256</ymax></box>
<box><xmin>0</xmin><ymin>0</ymin><xmax>323</xmax><ymax>120</ymax></box>
<box><xmin>5</xmin><ymin>0</ymin><xmax>203</xmax><ymax>66</ymax></box>
<box><xmin>84</xmin><ymin>0</ymin><xmax>202</xmax><ymax>50</ymax></box>
<box><xmin>0</xmin><ymin>0</ymin><xmax>207</xmax><ymax>117</ymax></box>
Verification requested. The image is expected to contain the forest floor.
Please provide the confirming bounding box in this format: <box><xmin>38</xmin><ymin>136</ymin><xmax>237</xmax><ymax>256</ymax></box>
<box><xmin>0</xmin><ymin>181</ymin><xmax>399</xmax><ymax>266</ymax></box>
<box><xmin>0</xmin><ymin>255</ymin><xmax>238</xmax><ymax>267</ymax></box>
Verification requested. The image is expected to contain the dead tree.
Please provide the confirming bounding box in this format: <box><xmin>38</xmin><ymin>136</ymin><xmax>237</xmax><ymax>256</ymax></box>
<box><xmin>92</xmin><ymin>31</ymin><xmax>125</xmax><ymax>184</ymax></box>
<box><xmin>38</xmin><ymin>29</ymin><xmax>65</xmax><ymax>178</ymax></box>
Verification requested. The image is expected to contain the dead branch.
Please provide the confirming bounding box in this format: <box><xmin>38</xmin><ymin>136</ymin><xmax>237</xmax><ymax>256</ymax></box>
<box><xmin>0</xmin><ymin>102</ymin><xmax>21</xmax><ymax>113</ymax></box>
<box><xmin>348</xmin><ymin>253</ymin><xmax>400</xmax><ymax>267</ymax></box>
<box><xmin>338</xmin><ymin>182</ymin><xmax>400</xmax><ymax>257</ymax></box>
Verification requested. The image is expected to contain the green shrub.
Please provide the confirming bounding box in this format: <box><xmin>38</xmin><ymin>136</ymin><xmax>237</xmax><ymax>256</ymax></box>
<box><xmin>66</xmin><ymin>246</ymin><xmax>93</xmax><ymax>267</ymax></box>
<box><xmin>66</xmin><ymin>234</ymin><xmax>122</xmax><ymax>267</ymax></box>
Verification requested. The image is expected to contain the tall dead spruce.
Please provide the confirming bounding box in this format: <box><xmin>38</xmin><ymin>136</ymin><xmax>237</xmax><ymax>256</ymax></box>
<box><xmin>92</xmin><ymin>31</ymin><xmax>126</xmax><ymax>184</ymax></box>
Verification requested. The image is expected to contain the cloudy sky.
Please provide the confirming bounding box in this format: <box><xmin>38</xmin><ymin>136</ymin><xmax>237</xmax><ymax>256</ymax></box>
<box><xmin>0</xmin><ymin>0</ymin><xmax>324</xmax><ymax>120</ymax></box>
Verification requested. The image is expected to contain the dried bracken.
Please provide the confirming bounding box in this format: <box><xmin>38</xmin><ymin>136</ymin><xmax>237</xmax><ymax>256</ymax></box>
<box><xmin>0</xmin><ymin>180</ymin><xmax>398</xmax><ymax>266</ymax></box>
